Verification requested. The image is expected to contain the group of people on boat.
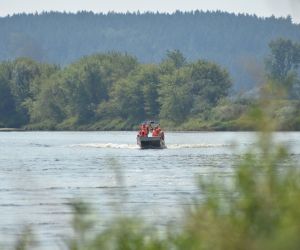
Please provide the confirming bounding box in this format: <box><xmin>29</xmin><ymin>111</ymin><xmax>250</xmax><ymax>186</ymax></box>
<box><xmin>138</xmin><ymin>123</ymin><xmax>164</xmax><ymax>140</ymax></box>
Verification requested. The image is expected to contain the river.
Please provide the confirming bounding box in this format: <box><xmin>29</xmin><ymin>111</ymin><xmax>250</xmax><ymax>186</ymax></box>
<box><xmin>1</xmin><ymin>131</ymin><xmax>300</xmax><ymax>249</ymax></box>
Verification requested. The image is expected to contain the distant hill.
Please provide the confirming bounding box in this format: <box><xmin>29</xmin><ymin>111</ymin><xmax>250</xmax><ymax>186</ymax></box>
<box><xmin>1</xmin><ymin>11</ymin><xmax>300</xmax><ymax>89</ymax></box>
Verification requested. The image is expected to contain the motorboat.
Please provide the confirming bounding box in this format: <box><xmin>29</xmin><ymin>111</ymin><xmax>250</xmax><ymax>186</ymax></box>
<box><xmin>137</xmin><ymin>135</ymin><xmax>166</xmax><ymax>149</ymax></box>
<box><xmin>137</xmin><ymin>121</ymin><xmax>166</xmax><ymax>149</ymax></box>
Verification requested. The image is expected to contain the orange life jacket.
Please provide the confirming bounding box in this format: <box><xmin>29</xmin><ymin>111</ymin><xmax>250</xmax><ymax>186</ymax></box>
<box><xmin>152</xmin><ymin>129</ymin><xmax>159</xmax><ymax>136</ymax></box>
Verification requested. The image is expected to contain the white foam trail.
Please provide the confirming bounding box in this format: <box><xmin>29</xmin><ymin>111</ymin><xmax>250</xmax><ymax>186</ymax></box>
<box><xmin>167</xmin><ymin>144</ymin><xmax>231</xmax><ymax>149</ymax></box>
<box><xmin>72</xmin><ymin>143</ymin><xmax>139</xmax><ymax>149</ymax></box>
<box><xmin>71</xmin><ymin>143</ymin><xmax>230</xmax><ymax>149</ymax></box>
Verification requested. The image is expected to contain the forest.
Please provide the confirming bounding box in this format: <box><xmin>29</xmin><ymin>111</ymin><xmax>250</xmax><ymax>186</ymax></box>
<box><xmin>0</xmin><ymin>38</ymin><xmax>300</xmax><ymax>131</ymax></box>
<box><xmin>0</xmin><ymin>11</ymin><xmax>300</xmax><ymax>90</ymax></box>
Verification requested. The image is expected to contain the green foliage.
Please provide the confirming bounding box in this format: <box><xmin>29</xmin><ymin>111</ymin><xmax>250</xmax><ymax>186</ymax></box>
<box><xmin>190</xmin><ymin>60</ymin><xmax>232</xmax><ymax>106</ymax></box>
<box><xmin>138</xmin><ymin>65</ymin><xmax>161</xmax><ymax>118</ymax></box>
<box><xmin>159</xmin><ymin>67</ymin><xmax>192</xmax><ymax>123</ymax></box>
<box><xmin>0</xmin><ymin>50</ymin><xmax>234</xmax><ymax>130</ymax></box>
<box><xmin>0</xmin><ymin>63</ymin><xmax>16</xmax><ymax>127</ymax></box>
<box><xmin>13</xmin><ymin>226</ymin><xmax>35</xmax><ymax>250</ymax></box>
<box><xmin>162</xmin><ymin>50</ymin><xmax>187</xmax><ymax>70</ymax></box>
<box><xmin>158</xmin><ymin>57</ymin><xmax>232</xmax><ymax>125</ymax></box>
<box><xmin>29</xmin><ymin>74</ymin><xmax>67</xmax><ymax>126</ymax></box>
<box><xmin>101</xmin><ymin>62</ymin><xmax>166</xmax><ymax>124</ymax></box>
<box><xmin>266</xmin><ymin>38</ymin><xmax>300</xmax><ymax>82</ymax></box>
<box><xmin>1</xmin><ymin>43</ymin><xmax>300</xmax><ymax>131</ymax></box>
<box><xmin>212</xmin><ymin>98</ymin><xmax>250</xmax><ymax>122</ymax></box>
<box><xmin>0</xmin><ymin>58</ymin><xmax>58</xmax><ymax>127</ymax></box>
<box><xmin>174</xmin><ymin>93</ymin><xmax>300</xmax><ymax>249</ymax></box>
<box><xmin>265</xmin><ymin>38</ymin><xmax>300</xmax><ymax>98</ymax></box>
<box><xmin>109</xmin><ymin>78</ymin><xmax>144</xmax><ymax>121</ymax></box>
<box><xmin>29</xmin><ymin>53</ymin><xmax>138</xmax><ymax>129</ymax></box>
<box><xmin>178</xmin><ymin>138</ymin><xmax>300</xmax><ymax>250</ymax></box>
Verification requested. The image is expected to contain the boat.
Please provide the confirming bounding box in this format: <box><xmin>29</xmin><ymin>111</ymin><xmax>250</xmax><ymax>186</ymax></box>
<box><xmin>137</xmin><ymin>121</ymin><xmax>166</xmax><ymax>149</ymax></box>
<box><xmin>137</xmin><ymin>135</ymin><xmax>166</xmax><ymax>149</ymax></box>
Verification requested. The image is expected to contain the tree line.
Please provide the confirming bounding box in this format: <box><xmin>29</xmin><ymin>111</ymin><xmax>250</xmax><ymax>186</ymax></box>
<box><xmin>1</xmin><ymin>11</ymin><xmax>300</xmax><ymax>90</ymax></box>
<box><xmin>1</xmin><ymin>38</ymin><xmax>300</xmax><ymax>131</ymax></box>
<box><xmin>0</xmin><ymin>50</ymin><xmax>231</xmax><ymax>130</ymax></box>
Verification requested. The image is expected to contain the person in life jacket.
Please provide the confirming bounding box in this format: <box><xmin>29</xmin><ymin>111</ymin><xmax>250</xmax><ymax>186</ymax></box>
<box><xmin>139</xmin><ymin>124</ymin><xmax>148</xmax><ymax>137</ymax></box>
<box><xmin>152</xmin><ymin>126</ymin><xmax>160</xmax><ymax>137</ymax></box>
<box><xmin>152</xmin><ymin>125</ymin><xmax>165</xmax><ymax>139</ymax></box>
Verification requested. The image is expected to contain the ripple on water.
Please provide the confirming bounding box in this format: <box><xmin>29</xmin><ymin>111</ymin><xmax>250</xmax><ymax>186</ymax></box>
<box><xmin>1</xmin><ymin>131</ymin><xmax>300</xmax><ymax>250</ymax></box>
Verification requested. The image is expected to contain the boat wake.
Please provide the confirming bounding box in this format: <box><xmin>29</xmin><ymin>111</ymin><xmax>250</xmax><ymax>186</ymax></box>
<box><xmin>72</xmin><ymin>143</ymin><xmax>231</xmax><ymax>149</ymax></box>
<box><xmin>72</xmin><ymin>143</ymin><xmax>139</xmax><ymax>149</ymax></box>
<box><xmin>167</xmin><ymin>143</ymin><xmax>231</xmax><ymax>149</ymax></box>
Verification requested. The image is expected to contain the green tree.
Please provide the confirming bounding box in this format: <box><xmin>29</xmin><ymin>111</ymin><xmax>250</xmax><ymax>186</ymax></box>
<box><xmin>29</xmin><ymin>72</ymin><xmax>68</xmax><ymax>129</ymax></box>
<box><xmin>160</xmin><ymin>50</ymin><xmax>187</xmax><ymax>75</ymax></box>
<box><xmin>266</xmin><ymin>38</ymin><xmax>300</xmax><ymax>85</ymax></box>
<box><xmin>190</xmin><ymin>60</ymin><xmax>232</xmax><ymax>108</ymax></box>
<box><xmin>158</xmin><ymin>59</ymin><xmax>231</xmax><ymax>125</ymax></box>
<box><xmin>0</xmin><ymin>63</ymin><xmax>16</xmax><ymax>127</ymax></box>
<box><xmin>8</xmin><ymin>58</ymin><xmax>44</xmax><ymax>125</ymax></box>
<box><xmin>165</xmin><ymin>49</ymin><xmax>187</xmax><ymax>69</ymax></box>
<box><xmin>159</xmin><ymin>68</ymin><xmax>192</xmax><ymax>123</ymax></box>
<box><xmin>96</xmin><ymin>63</ymin><xmax>160</xmax><ymax>126</ymax></box>
<box><xmin>29</xmin><ymin>53</ymin><xmax>138</xmax><ymax>129</ymax></box>
<box><xmin>134</xmin><ymin>65</ymin><xmax>160</xmax><ymax>119</ymax></box>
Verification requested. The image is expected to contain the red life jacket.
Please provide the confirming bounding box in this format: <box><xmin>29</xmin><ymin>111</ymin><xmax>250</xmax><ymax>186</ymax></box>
<box><xmin>139</xmin><ymin>124</ymin><xmax>147</xmax><ymax>137</ymax></box>
<box><xmin>152</xmin><ymin>129</ymin><xmax>159</xmax><ymax>136</ymax></box>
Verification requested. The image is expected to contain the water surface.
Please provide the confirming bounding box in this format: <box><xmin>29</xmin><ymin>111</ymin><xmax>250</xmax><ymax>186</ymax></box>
<box><xmin>0</xmin><ymin>131</ymin><xmax>299</xmax><ymax>249</ymax></box>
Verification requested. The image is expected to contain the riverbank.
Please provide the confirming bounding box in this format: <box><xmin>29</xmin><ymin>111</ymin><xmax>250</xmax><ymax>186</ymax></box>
<box><xmin>0</xmin><ymin>128</ymin><xmax>25</xmax><ymax>132</ymax></box>
<box><xmin>9</xmin><ymin>118</ymin><xmax>299</xmax><ymax>132</ymax></box>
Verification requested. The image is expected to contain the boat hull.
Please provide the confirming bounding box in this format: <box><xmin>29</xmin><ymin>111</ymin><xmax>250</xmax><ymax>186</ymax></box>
<box><xmin>137</xmin><ymin>136</ymin><xmax>166</xmax><ymax>149</ymax></box>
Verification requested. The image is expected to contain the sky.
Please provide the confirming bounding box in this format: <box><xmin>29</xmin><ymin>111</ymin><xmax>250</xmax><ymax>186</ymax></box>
<box><xmin>0</xmin><ymin>0</ymin><xmax>299</xmax><ymax>23</ymax></box>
